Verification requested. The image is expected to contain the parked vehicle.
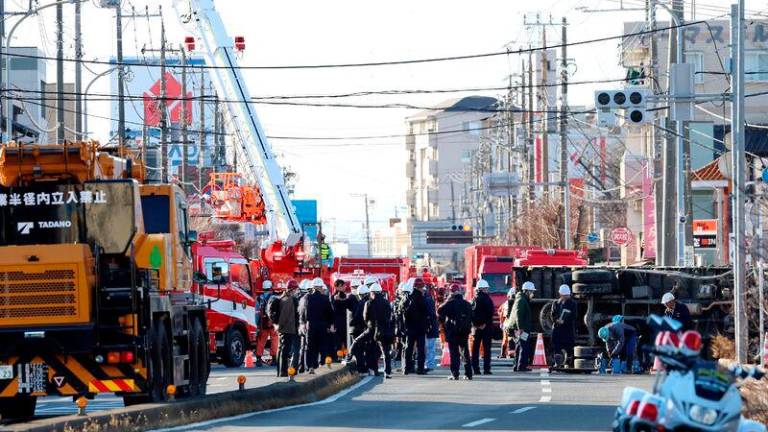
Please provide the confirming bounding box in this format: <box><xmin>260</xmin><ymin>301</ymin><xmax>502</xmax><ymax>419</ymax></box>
<box><xmin>613</xmin><ymin>315</ymin><xmax>765</xmax><ymax>432</ymax></box>
<box><xmin>192</xmin><ymin>235</ymin><xmax>258</xmax><ymax>367</ymax></box>
<box><xmin>331</xmin><ymin>257</ymin><xmax>411</xmax><ymax>300</ymax></box>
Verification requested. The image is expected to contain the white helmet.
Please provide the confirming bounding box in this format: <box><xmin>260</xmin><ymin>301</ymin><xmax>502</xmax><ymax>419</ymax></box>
<box><xmin>358</xmin><ymin>284</ymin><xmax>371</xmax><ymax>295</ymax></box>
<box><xmin>350</xmin><ymin>279</ymin><xmax>361</xmax><ymax>288</ymax></box>
<box><xmin>364</xmin><ymin>276</ymin><xmax>378</xmax><ymax>285</ymax></box>
<box><xmin>299</xmin><ymin>279</ymin><xmax>310</xmax><ymax>292</ymax></box>
<box><xmin>507</xmin><ymin>287</ymin><xmax>517</xmax><ymax>297</ymax></box>
<box><xmin>397</xmin><ymin>282</ymin><xmax>405</xmax><ymax>292</ymax></box>
<box><xmin>476</xmin><ymin>279</ymin><xmax>490</xmax><ymax>290</ymax></box>
<box><xmin>262</xmin><ymin>280</ymin><xmax>273</xmax><ymax>290</ymax></box>
<box><xmin>661</xmin><ymin>292</ymin><xmax>675</xmax><ymax>304</ymax></box>
<box><xmin>402</xmin><ymin>279</ymin><xmax>414</xmax><ymax>294</ymax></box>
<box><xmin>370</xmin><ymin>283</ymin><xmax>383</xmax><ymax>293</ymax></box>
<box><xmin>558</xmin><ymin>284</ymin><xmax>571</xmax><ymax>296</ymax></box>
<box><xmin>522</xmin><ymin>281</ymin><xmax>536</xmax><ymax>291</ymax></box>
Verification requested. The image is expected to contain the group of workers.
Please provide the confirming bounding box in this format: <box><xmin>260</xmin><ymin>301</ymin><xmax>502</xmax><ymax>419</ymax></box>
<box><xmin>254</xmin><ymin>274</ymin><xmax>695</xmax><ymax>378</ymax></box>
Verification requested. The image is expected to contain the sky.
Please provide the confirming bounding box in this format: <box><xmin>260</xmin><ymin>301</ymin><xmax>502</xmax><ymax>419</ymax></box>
<box><xmin>5</xmin><ymin>0</ymin><xmax>761</xmax><ymax>242</ymax></box>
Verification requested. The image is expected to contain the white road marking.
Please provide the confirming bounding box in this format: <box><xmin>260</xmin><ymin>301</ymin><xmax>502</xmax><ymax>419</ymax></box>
<box><xmin>541</xmin><ymin>387</ymin><xmax>552</xmax><ymax>393</ymax></box>
<box><xmin>462</xmin><ymin>418</ymin><xmax>495</xmax><ymax>428</ymax></box>
<box><xmin>150</xmin><ymin>375</ymin><xmax>375</xmax><ymax>432</ymax></box>
<box><xmin>540</xmin><ymin>380</ymin><xmax>551</xmax><ymax>386</ymax></box>
<box><xmin>539</xmin><ymin>395</ymin><xmax>552</xmax><ymax>402</ymax></box>
<box><xmin>511</xmin><ymin>406</ymin><xmax>537</xmax><ymax>414</ymax></box>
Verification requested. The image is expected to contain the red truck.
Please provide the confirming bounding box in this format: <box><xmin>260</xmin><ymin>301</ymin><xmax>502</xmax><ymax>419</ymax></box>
<box><xmin>192</xmin><ymin>236</ymin><xmax>259</xmax><ymax>368</ymax></box>
<box><xmin>331</xmin><ymin>257</ymin><xmax>411</xmax><ymax>300</ymax></box>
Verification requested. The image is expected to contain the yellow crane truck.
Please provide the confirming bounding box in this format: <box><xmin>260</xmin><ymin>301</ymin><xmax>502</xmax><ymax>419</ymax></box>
<box><xmin>0</xmin><ymin>142</ymin><xmax>209</xmax><ymax>420</ymax></box>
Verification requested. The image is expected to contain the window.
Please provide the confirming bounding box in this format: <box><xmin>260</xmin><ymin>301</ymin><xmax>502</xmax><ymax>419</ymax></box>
<box><xmin>203</xmin><ymin>258</ymin><xmax>229</xmax><ymax>283</ymax></box>
<box><xmin>141</xmin><ymin>195</ymin><xmax>170</xmax><ymax>233</ymax></box>
<box><xmin>462</xmin><ymin>121</ymin><xmax>482</xmax><ymax>136</ymax></box>
<box><xmin>685</xmin><ymin>52</ymin><xmax>704</xmax><ymax>84</ymax></box>
<box><xmin>745</xmin><ymin>51</ymin><xmax>768</xmax><ymax>81</ymax></box>
<box><xmin>40</xmin><ymin>81</ymin><xmax>46</xmax><ymax>119</ymax></box>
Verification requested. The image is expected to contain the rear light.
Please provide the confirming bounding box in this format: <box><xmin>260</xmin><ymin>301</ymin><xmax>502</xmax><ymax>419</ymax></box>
<box><xmin>120</xmin><ymin>351</ymin><xmax>135</xmax><ymax>363</ymax></box>
<box><xmin>638</xmin><ymin>402</ymin><xmax>658</xmax><ymax>422</ymax></box>
<box><xmin>106</xmin><ymin>351</ymin><xmax>121</xmax><ymax>364</ymax></box>
<box><xmin>679</xmin><ymin>330</ymin><xmax>702</xmax><ymax>353</ymax></box>
<box><xmin>627</xmin><ymin>400</ymin><xmax>640</xmax><ymax>416</ymax></box>
<box><xmin>184</xmin><ymin>36</ymin><xmax>195</xmax><ymax>51</ymax></box>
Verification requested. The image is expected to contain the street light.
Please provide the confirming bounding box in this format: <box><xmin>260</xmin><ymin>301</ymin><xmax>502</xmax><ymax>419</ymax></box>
<box><xmin>4</xmin><ymin>0</ymin><xmax>81</xmax><ymax>143</ymax></box>
<box><xmin>83</xmin><ymin>67</ymin><xmax>117</xmax><ymax>140</ymax></box>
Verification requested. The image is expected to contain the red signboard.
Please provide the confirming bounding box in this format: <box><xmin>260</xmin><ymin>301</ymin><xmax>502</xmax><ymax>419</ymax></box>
<box><xmin>143</xmin><ymin>72</ymin><xmax>193</xmax><ymax>127</ymax></box>
<box><xmin>611</xmin><ymin>227</ymin><xmax>634</xmax><ymax>246</ymax></box>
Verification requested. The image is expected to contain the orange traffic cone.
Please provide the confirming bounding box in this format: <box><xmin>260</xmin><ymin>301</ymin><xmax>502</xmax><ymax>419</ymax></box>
<box><xmin>244</xmin><ymin>350</ymin><xmax>255</xmax><ymax>368</ymax></box>
<box><xmin>440</xmin><ymin>342</ymin><xmax>451</xmax><ymax>367</ymax></box>
<box><xmin>531</xmin><ymin>333</ymin><xmax>548</xmax><ymax>369</ymax></box>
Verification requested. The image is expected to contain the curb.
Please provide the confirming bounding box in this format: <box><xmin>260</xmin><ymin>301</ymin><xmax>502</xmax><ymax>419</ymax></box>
<box><xmin>4</xmin><ymin>364</ymin><xmax>360</xmax><ymax>432</ymax></box>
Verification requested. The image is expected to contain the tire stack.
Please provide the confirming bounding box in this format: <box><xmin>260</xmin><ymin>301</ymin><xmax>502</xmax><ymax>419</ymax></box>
<box><xmin>573</xmin><ymin>345</ymin><xmax>602</xmax><ymax>371</ymax></box>
<box><xmin>571</xmin><ymin>269</ymin><xmax>617</xmax><ymax>296</ymax></box>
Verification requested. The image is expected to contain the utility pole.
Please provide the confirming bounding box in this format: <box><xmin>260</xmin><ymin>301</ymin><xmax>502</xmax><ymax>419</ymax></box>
<box><xmin>540</xmin><ymin>27</ymin><xmax>549</xmax><ymax>194</ymax></box>
<box><xmin>213</xmin><ymin>93</ymin><xmax>220</xmax><ymax>168</ymax></box>
<box><xmin>672</xmin><ymin>0</ymin><xmax>687</xmax><ymax>267</ymax></box>
<box><xmin>559</xmin><ymin>17</ymin><xmax>571</xmax><ymax>249</ymax></box>
<box><xmin>730</xmin><ymin>0</ymin><xmax>748</xmax><ymax>364</ymax></box>
<box><xmin>116</xmin><ymin>5</ymin><xmax>125</xmax><ymax>151</ymax></box>
<box><xmin>520</xmin><ymin>57</ymin><xmax>529</xmax><ymax>226</ymax></box>
<box><xmin>74</xmin><ymin>0</ymin><xmax>82</xmax><ymax>141</ymax></box>
<box><xmin>159</xmin><ymin>7</ymin><xmax>168</xmax><ymax>182</ymax></box>
<box><xmin>56</xmin><ymin>2</ymin><xmax>64</xmax><ymax>144</ymax></box>
<box><xmin>527</xmin><ymin>51</ymin><xmax>534</xmax><ymax>204</ymax></box>
<box><xmin>180</xmin><ymin>46</ymin><xmax>188</xmax><ymax>193</ymax></box>
<box><xmin>197</xmin><ymin>71</ymin><xmax>205</xmax><ymax>192</ymax></box>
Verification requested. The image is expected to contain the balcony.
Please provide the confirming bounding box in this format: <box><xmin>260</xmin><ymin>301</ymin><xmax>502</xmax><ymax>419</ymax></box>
<box><xmin>405</xmin><ymin>160</ymin><xmax>416</xmax><ymax>178</ymax></box>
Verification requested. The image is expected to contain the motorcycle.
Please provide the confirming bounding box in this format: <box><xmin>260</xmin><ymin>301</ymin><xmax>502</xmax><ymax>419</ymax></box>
<box><xmin>612</xmin><ymin>315</ymin><xmax>766</xmax><ymax>432</ymax></box>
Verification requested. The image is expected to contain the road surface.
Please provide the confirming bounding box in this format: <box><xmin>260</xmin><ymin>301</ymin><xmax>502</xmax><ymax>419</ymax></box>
<box><xmin>154</xmin><ymin>360</ymin><xmax>654</xmax><ymax>432</ymax></box>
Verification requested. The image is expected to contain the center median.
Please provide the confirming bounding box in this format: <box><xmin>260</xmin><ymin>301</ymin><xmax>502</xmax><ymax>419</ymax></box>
<box><xmin>3</xmin><ymin>364</ymin><xmax>360</xmax><ymax>432</ymax></box>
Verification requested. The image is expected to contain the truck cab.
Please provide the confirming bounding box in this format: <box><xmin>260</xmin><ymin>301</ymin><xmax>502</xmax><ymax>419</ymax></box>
<box><xmin>191</xmin><ymin>237</ymin><xmax>258</xmax><ymax>367</ymax></box>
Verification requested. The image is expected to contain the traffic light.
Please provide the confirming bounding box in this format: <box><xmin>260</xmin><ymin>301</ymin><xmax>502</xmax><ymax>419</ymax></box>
<box><xmin>594</xmin><ymin>88</ymin><xmax>650</xmax><ymax>126</ymax></box>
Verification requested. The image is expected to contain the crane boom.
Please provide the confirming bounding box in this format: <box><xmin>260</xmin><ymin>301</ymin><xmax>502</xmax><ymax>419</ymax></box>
<box><xmin>172</xmin><ymin>0</ymin><xmax>302</xmax><ymax>246</ymax></box>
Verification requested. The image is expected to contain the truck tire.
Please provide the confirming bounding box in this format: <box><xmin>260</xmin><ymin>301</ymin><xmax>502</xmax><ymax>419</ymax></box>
<box><xmin>539</xmin><ymin>301</ymin><xmax>555</xmax><ymax>336</ymax></box>
<box><xmin>224</xmin><ymin>327</ymin><xmax>246</xmax><ymax>368</ymax></box>
<box><xmin>572</xmin><ymin>270</ymin><xmax>613</xmax><ymax>284</ymax></box>
<box><xmin>125</xmin><ymin>319</ymin><xmax>172</xmax><ymax>405</ymax></box>
<box><xmin>0</xmin><ymin>395</ymin><xmax>36</xmax><ymax>420</ymax></box>
<box><xmin>188</xmin><ymin>318</ymin><xmax>208</xmax><ymax>397</ymax></box>
<box><xmin>574</xmin><ymin>358</ymin><xmax>597</xmax><ymax>370</ymax></box>
<box><xmin>574</xmin><ymin>346</ymin><xmax>603</xmax><ymax>358</ymax></box>
<box><xmin>572</xmin><ymin>283</ymin><xmax>614</xmax><ymax>295</ymax></box>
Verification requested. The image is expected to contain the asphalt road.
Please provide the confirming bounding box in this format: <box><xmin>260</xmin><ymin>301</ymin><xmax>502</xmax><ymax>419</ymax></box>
<box><xmin>153</xmin><ymin>360</ymin><xmax>655</xmax><ymax>432</ymax></box>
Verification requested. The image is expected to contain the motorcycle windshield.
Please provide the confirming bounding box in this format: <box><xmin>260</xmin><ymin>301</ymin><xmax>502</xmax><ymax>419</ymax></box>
<box><xmin>693</xmin><ymin>360</ymin><xmax>733</xmax><ymax>401</ymax></box>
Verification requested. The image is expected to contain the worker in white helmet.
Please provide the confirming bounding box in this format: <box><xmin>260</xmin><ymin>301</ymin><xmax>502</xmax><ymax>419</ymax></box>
<box><xmin>511</xmin><ymin>281</ymin><xmax>536</xmax><ymax>371</ymax></box>
<box><xmin>364</xmin><ymin>275</ymin><xmax>378</xmax><ymax>286</ymax></box>
<box><xmin>470</xmin><ymin>279</ymin><xmax>495</xmax><ymax>375</ymax></box>
<box><xmin>298</xmin><ymin>277</ymin><xmax>335</xmax><ymax>374</ymax></box>
<box><xmin>662</xmin><ymin>291</ymin><xmax>692</xmax><ymax>330</ymax></box>
<box><xmin>363</xmin><ymin>283</ymin><xmax>394</xmax><ymax>377</ymax></box>
<box><xmin>550</xmin><ymin>284</ymin><xmax>577</xmax><ymax>368</ymax></box>
<box><xmin>499</xmin><ymin>286</ymin><xmax>518</xmax><ymax>359</ymax></box>
<box><xmin>347</xmin><ymin>283</ymin><xmax>373</xmax><ymax>373</ymax></box>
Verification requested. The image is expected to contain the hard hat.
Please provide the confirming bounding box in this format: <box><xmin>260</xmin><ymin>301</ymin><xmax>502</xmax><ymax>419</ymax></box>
<box><xmin>661</xmin><ymin>292</ymin><xmax>675</xmax><ymax>304</ymax></box>
<box><xmin>358</xmin><ymin>284</ymin><xmax>371</xmax><ymax>295</ymax></box>
<box><xmin>364</xmin><ymin>276</ymin><xmax>378</xmax><ymax>285</ymax></box>
<box><xmin>508</xmin><ymin>287</ymin><xmax>517</xmax><ymax>297</ymax></box>
<box><xmin>262</xmin><ymin>280</ymin><xmax>273</xmax><ymax>290</ymax></box>
<box><xmin>311</xmin><ymin>277</ymin><xmax>325</xmax><ymax>288</ymax></box>
<box><xmin>598</xmin><ymin>326</ymin><xmax>610</xmax><ymax>342</ymax></box>
<box><xmin>522</xmin><ymin>281</ymin><xmax>536</xmax><ymax>291</ymax></box>
<box><xmin>350</xmin><ymin>279</ymin><xmax>361</xmax><ymax>288</ymax></box>
<box><xmin>612</xmin><ymin>315</ymin><xmax>624</xmax><ymax>324</ymax></box>
<box><xmin>299</xmin><ymin>279</ymin><xmax>310</xmax><ymax>292</ymax></box>
<box><xmin>286</xmin><ymin>279</ymin><xmax>299</xmax><ymax>290</ymax></box>
<box><xmin>476</xmin><ymin>279</ymin><xmax>490</xmax><ymax>289</ymax></box>
<box><xmin>370</xmin><ymin>283</ymin><xmax>383</xmax><ymax>293</ymax></box>
<box><xmin>402</xmin><ymin>282</ymin><xmax>414</xmax><ymax>294</ymax></box>
<box><xmin>558</xmin><ymin>284</ymin><xmax>571</xmax><ymax>296</ymax></box>
<box><xmin>397</xmin><ymin>282</ymin><xmax>405</xmax><ymax>292</ymax></box>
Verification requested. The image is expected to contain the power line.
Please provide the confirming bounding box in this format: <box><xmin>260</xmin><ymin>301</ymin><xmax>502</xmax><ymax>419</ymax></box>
<box><xmin>0</xmin><ymin>19</ymin><xmax>712</xmax><ymax>71</ymax></box>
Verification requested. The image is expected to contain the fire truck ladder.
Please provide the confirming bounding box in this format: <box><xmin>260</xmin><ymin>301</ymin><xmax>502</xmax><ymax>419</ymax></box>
<box><xmin>172</xmin><ymin>0</ymin><xmax>302</xmax><ymax>246</ymax></box>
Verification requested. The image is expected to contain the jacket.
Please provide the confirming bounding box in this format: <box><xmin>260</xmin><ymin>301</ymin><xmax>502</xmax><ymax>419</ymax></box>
<box><xmin>403</xmin><ymin>289</ymin><xmax>428</xmax><ymax>335</ymax></box>
<box><xmin>275</xmin><ymin>294</ymin><xmax>299</xmax><ymax>335</ymax></box>
<box><xmin>424</xmin><ymin>293</ymin><xmax>440</xmax><ymax>338</ymax></box>
<box><xmin>349</xmin><ymin>295</ymin><xmax>368</xmax><ymax>336</ymax></box>
<box><xmin>665</xmin><ymin>302</ymin><xmax>692</xmax><ymax>330</ymax></box>
<box><xmin>551</xmin><ymin>298</ymin><xmax>577</xmax><ymax>334</ymax></box>
<box><xmin>510</xmin><ymin>292</ymin><xmax>533</xmax><ymax>333</ymax></box>
<box><xmin>363</xmin><ymin>293</ymin><xmax>394</xmax><ymax>340</ymax></box>
<box><xmin>298</xmin><ymin>290</ymin><xmax>334</xmax><ymax>328</ymax></box>
<box><xmin>605</xmin><ymin>322</ymin><xmax>637</xmax><ymax>357</ymax></box>
<box><xmin>471</xmin><ymin>291</ymin><xmax>495</xmax><ymax>328</ymax></box>
<box><xmin>437</xmin><ymin>293</ymin><xmax>473</xmax><ymax>340</ymax></box>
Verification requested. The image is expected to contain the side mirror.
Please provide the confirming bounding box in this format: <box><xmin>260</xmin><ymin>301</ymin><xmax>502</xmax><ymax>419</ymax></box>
<box><xmin>188</xmin><ymin>230</ymin><xmax>198</xmax><ymax>243</ymax></box>
<box><xmin>193</xmin><ymin>271</ymin><xmax>208</xmax><ymax>284</ymax></box>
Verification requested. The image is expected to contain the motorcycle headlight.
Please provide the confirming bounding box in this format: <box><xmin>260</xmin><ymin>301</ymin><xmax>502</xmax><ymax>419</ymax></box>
<box><xmin>689</xmin><ymin>404</ymin><xmax>718</xmax><ymax>426</ymax></box>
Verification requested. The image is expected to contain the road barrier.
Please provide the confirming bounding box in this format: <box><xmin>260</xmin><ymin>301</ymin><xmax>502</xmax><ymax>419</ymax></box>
<box><xmin>3</xmin><ymin>364</ymin><xmax>360</xmax><ymax>432</ymax></box>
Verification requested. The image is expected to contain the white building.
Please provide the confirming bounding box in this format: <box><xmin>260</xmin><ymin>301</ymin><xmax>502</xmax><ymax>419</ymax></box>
<box><xmin>3</xmin><ymin>47</ymin><xmax>48</xmax><ymax>143</ymax></box>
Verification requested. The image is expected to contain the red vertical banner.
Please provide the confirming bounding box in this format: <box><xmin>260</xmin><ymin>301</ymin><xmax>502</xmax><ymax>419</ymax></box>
<box><xmin>642</xmin><ymin>160</ymin><xmax>656</xmax><ymax>259</ymax></box>
<box><xmin>535</xmin><ymin>135</ymin><xmax>543</xmax><ymax>183</ymax></box>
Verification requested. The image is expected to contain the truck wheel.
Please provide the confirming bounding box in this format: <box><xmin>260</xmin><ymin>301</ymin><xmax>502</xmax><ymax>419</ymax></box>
<box><xmin>0</xmin><ymin>395</ymin><xmax>36</xmax><ymax>420</ymax></box>
<box><xmin>539</xmin><ymin>301</ymin><xmax>555</xmax><ymax>336</ymax></box>
<box><xmin>189</xmin><ymin>318</ymin><xmax>208</xmax><ymax>397</ymax></box>
<box><xmin>572</xmin><ymin>270</ymin><xmax>614</xmax><ymax>284</ymax></box>
<box><xmin>123</xmin><ymin>319</ymin><xmax>171</xmax><ymax>405</ymax></box>
<box><xmin>574</xmin><ymin>346</ymin><xmax>603</xmax><ymax>358</ymax></box>
<box><xmin>223</xmin><ymin>328</ymin><xmax>246</xmax><ymax>368</ymax></box>
<box><xmin>572</xmin><ymin>283</ymin><xmax>614</xmax><ymax>295</ymax></box>
<box><xmin>574</xmin><ymin>358</ymin><xmax>597</xmax><ymax>370</ymax></box>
